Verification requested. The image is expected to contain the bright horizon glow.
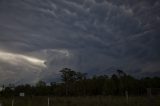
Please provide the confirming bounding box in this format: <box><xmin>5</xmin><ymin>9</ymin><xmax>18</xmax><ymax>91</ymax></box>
<box><xmin>0</xmin><ymin>50</ymin><xmax>46</xmax><ymax>67</ymax></box>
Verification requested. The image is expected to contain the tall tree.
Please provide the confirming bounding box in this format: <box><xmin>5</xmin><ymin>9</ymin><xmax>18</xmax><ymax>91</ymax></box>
<box><xmin>60</xmin><ymin>68</ymin><xmax>76</xmax><ymax>96</ymax></box>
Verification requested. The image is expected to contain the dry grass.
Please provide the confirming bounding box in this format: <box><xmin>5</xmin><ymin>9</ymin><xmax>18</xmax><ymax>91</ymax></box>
<box><xmin>0</xmin><ymin>96</ymin><xmax>160</xmax><ymax>106</ymax></box>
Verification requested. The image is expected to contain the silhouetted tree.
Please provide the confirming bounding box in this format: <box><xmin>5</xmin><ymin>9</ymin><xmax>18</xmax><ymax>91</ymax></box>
<box><xmin>1</xmin><ymin>68</ymin><xmax>160</xmax><ymax>97</ymax></box>
<box><xmin>60</xmin><ymin>68</ymin><xmax>76</xmax><ymax>96</ymax></box>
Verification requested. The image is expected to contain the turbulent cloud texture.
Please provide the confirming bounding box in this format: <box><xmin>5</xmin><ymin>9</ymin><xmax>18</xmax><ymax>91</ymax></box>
<box><xmin>0</xmin><ymin>0</ymin><xmax>160</xmax><ymax>84</ymax></box>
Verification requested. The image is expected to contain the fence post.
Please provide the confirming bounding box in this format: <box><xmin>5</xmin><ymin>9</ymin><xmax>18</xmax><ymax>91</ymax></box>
<box><xmin>48</xmin><ymin>97</ymin><xmax>50</xmax><ymax>106</ymax></box>
<box><xmin>125</xmin><ymin>90</ymin><xmax>129</xmax><ymax>104</ymax></box>
<box><xmin>0</xmin><ymin>99</ymin><xmax>2</xmax><ymax>106</ymax></box>
<box><xmin>147</xmin><ymin>88</ymin><xmax>154</xmax><ymax>105</ymax></box>
<box><xmin>11</xmin><ymin>99</ymin><xmax>14</xmax><ymax>106</ymax></box>
<box><xmin>147</xmin><ymin>88</ymin><xmax>152</xmax><ymax>97</ymax></box>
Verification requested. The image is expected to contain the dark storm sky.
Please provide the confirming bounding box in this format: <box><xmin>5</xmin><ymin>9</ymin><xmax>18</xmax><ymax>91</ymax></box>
<box><xmin>0</xmin><ymin>0</ymin><xmax>160</xmax><ymax>84</ymax></box>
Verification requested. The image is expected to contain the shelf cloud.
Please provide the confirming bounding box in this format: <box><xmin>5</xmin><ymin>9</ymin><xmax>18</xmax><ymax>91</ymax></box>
<box><xmin>0</xmin><ymin>0</ymin><xmax>160</xmax><ymax>84</ymax></box>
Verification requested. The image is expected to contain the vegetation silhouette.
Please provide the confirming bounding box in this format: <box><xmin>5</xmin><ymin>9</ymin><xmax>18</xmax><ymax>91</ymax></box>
<box><xmin>1</xmin><ymin>68</ymin><xmax>160</xmax><ymax>97</ymax></box>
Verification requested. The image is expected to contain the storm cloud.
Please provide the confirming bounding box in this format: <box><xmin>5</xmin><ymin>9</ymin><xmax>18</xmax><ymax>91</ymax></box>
<box><xmin>0</xmin><ymin>0</ymin><xmax>160</xmax><ymax>84</ymax></box>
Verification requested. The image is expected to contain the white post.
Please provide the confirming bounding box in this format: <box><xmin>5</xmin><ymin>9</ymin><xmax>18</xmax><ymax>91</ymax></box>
<box><xmin>125</xmin><ymin>90</ymin><xmax>129</xmax><ymax>104</ymax></box>
<box><xmin>147</xmin><ymin>88</ymin><xmax>152</xmax><ymax>97</ymax></box>
<box><xmin>11</xmin><ymin>99</ymin><xmax>14</xmax><ymax>106</ymax></box>
<box><xmin>48</xmin><ymin>97</ymin><xmax>50</xmax><ymax>106</ymax></box>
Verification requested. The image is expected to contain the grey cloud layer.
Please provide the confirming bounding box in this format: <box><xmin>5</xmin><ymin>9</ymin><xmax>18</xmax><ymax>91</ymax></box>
<box><xmin>0</xmin><ymin>0</ymin><xmax>160</xmax><ymax>84</ymax></box>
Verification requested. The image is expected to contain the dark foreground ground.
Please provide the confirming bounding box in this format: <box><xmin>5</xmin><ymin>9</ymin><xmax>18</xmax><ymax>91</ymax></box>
<box><xmin>0</xmin><ymin>96</ymin><xmax>160</xmax><ymax>106</ymax></box>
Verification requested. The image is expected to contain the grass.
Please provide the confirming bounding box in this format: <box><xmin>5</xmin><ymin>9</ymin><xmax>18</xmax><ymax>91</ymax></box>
<box><xmin>0</xmin><ymin>96</ymin><xmax>160</xmax><ymax>106</ymax></box>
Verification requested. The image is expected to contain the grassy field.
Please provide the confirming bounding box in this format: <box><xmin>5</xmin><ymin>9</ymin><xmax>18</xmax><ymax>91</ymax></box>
<box><xmin>0</xmin><ymin>96</ymin><xmax>160</xmax><ymax>106</ymax></box>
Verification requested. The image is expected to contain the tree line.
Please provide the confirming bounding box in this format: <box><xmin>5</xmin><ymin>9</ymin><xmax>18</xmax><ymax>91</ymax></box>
<box><xmin>1</xmin><ymin>68</ymin><xmax>160</xmax><ymax>97</ymax></box>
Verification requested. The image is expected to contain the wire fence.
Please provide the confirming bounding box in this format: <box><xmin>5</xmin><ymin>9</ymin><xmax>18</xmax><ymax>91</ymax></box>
<box><xmin>0</xmin><ymin>95</ymin><xmax>160</xmax><ymax>106</ymax></box>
